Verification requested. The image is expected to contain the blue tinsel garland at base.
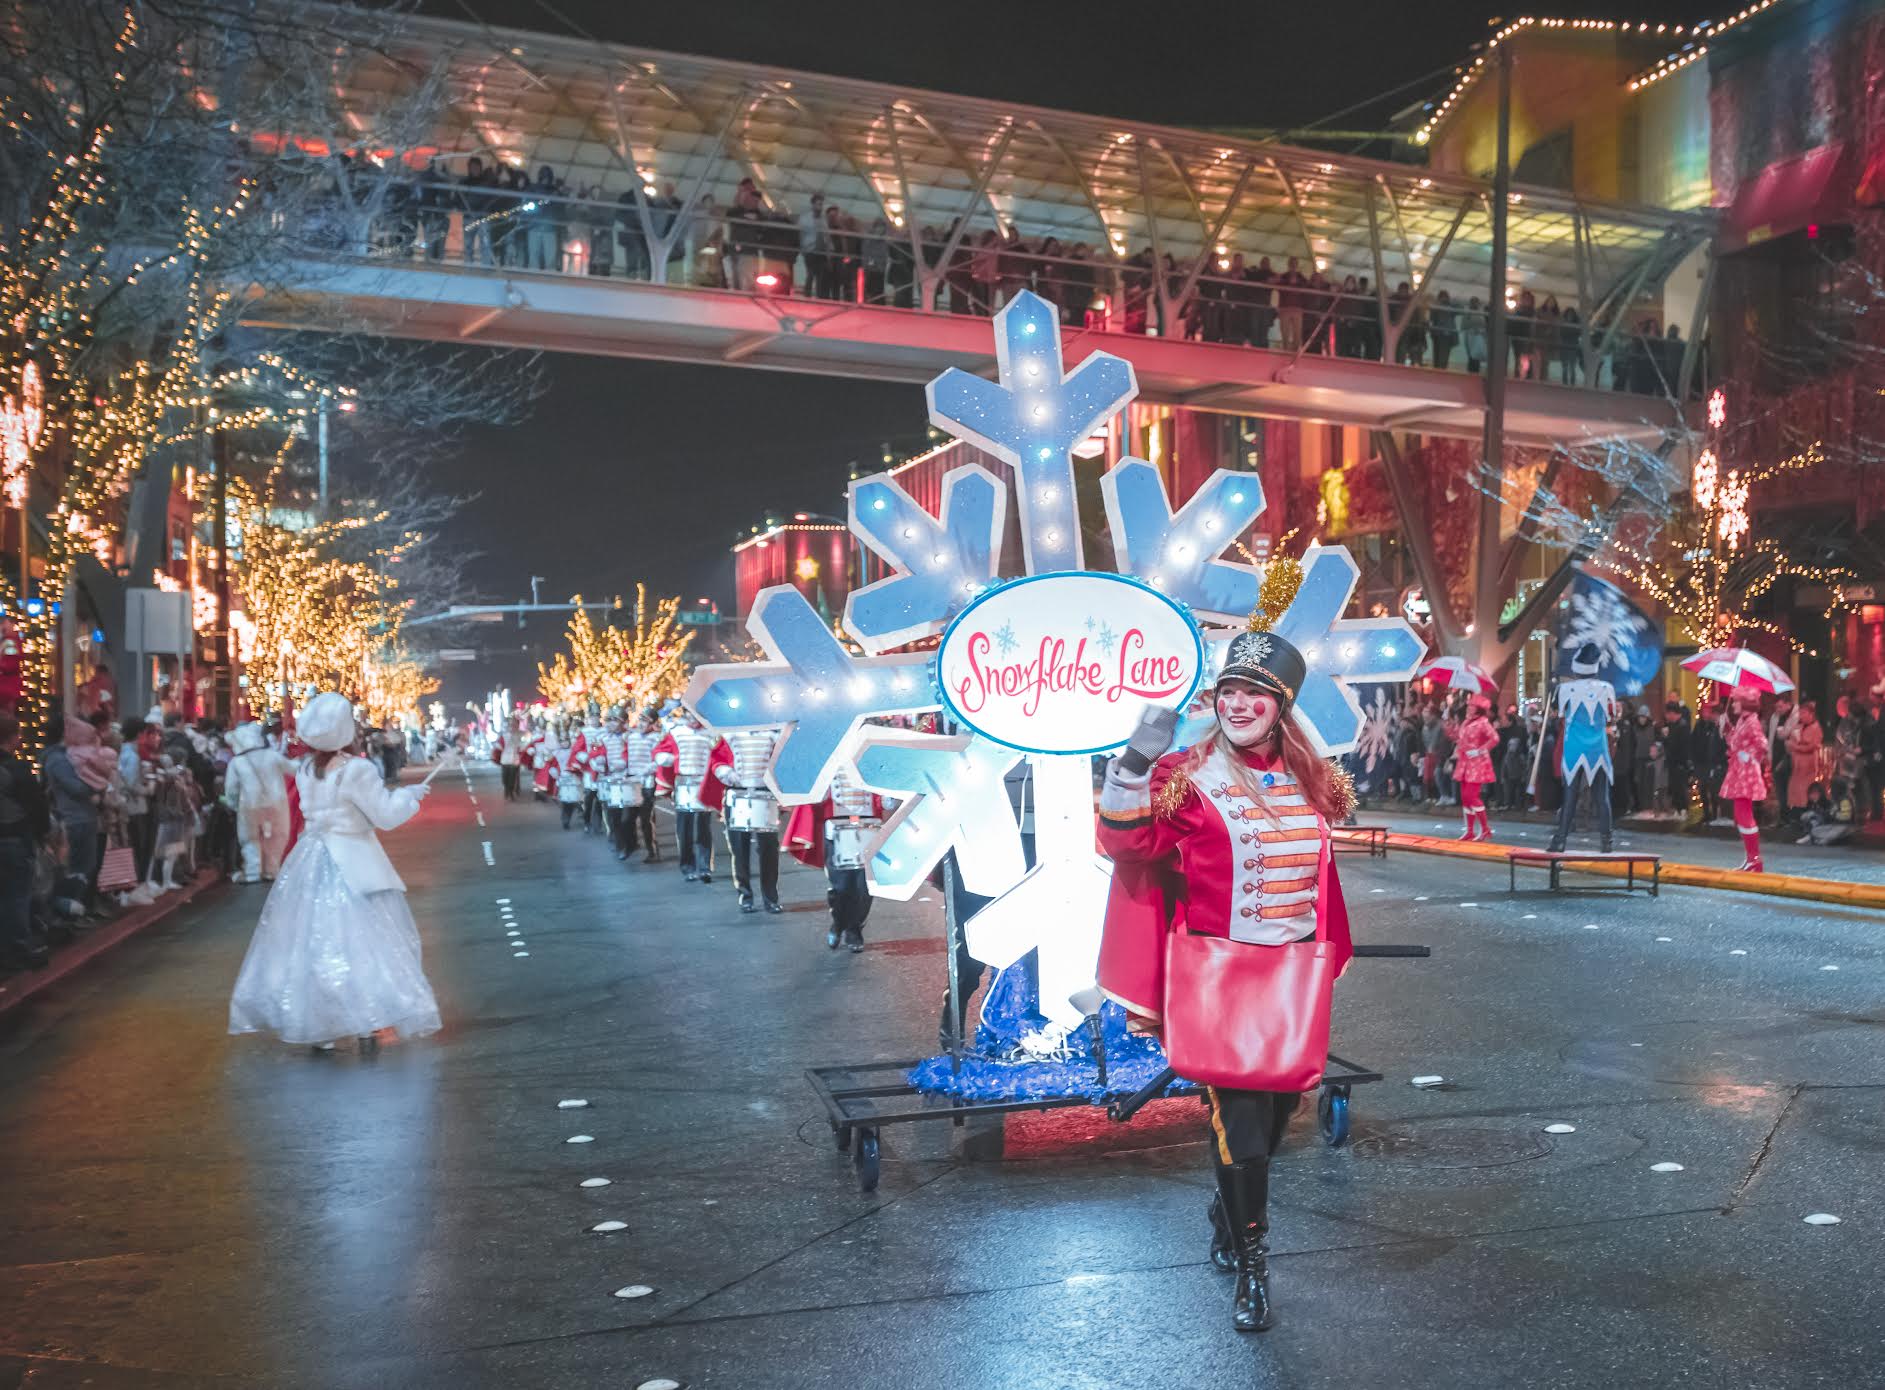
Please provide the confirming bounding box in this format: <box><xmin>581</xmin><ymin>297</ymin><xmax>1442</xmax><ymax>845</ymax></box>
<box><xmin>907</xmin><ymin>1000</ymin><xmax>1180</xmax><ymax>1103</ymax></box>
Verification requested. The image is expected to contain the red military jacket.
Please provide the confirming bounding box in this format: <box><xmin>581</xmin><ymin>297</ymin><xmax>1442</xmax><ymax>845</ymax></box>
<box><xmin>1095</xmin><ymin>744</ymin><xmax>1353</xmax><ymax>1023</ymax></box>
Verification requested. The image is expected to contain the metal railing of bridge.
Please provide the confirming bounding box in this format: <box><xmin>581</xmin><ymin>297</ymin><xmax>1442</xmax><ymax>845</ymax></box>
<box><xmin>272</xmin><ymin>6</ymin><xmax>1716</xmax><ymax>396</ymax></box>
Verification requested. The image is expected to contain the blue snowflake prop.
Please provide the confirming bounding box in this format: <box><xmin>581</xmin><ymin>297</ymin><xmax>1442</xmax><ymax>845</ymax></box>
<box><xmin>846</xmin><ymin>464</ymin><xmax>1006</xmax><ymax>653</ymax></box>
<box><xmin>926</xmin><ymin>292</ymin><xmax>1136</xmax><ymax>574</ymax></box>
<box><xmin>1100</xmin><ymin>462</ymin><xmax>1265</xmax><ymax>621</ymax></box>
<box><xmin>1271</xmin><ymin>545</ymin><xmax>1425</xmax><ymax>754</ymax></box>
<box><xmin>684</xmin><ymin>587</ymin><xmax>937</xmax><ymax>800</ymax></box>
<box><xmin>851</xmin><ymin>730</ymin><xmax>1026</xmax><ymax>900</ymax></box>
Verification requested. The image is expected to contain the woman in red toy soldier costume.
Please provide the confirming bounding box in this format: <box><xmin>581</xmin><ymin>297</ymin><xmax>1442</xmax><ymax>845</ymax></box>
<box><xmin>1453</xmin><ymin>693</ymin><xmax>1500</xmax><ymax>841</ymax></box>
<box><xmin>1096</xmin><ymin>593</ymin><xmax>1354</xmax><ymax>1335</ymax></box>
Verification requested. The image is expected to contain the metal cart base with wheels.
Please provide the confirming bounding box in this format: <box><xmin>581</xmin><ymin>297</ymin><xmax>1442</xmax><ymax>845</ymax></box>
<box><xmin>805</xmin><ymin>944</ymin><xmax>1426</xmax><ymax>1191</ymax></box>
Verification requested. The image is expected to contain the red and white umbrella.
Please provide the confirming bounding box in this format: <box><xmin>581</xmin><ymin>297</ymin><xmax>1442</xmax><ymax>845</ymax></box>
<box><xmin>1680</xmin><ymin>647</ymin><xmax>1795</xmax><ymax>694</ymax></box>
<box><xmin>1416</xmin><ymin>657</ymin><xmax>1499</xmax><ymax>698</ymax></box>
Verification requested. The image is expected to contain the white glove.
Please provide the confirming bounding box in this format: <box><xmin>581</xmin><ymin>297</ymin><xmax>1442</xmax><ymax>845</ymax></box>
<box><xmin>1116</xmin><ymin>705</ymin><xmax>1179</xmax><ymax>777</ymax></box>
<box><xmin>714</xmin><ymin>765</ymin><xmax>735</xmax><ymax>785</ymax></box>
<box><xmin>410</xmin><ymin>782</ymin><xmax>431</xmax><ymax>801</ymax></box>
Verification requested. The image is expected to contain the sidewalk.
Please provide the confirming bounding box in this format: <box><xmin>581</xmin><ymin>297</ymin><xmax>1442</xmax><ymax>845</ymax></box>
<box><xmin>0</xmin><ymin>869</ymin><xmax>221</xmax><ymax>1017</ymax></box>
<box><xmin>1355</xmin><ymin>807</ymin><xmax>1885</xmax><ymax>910</ymax></box>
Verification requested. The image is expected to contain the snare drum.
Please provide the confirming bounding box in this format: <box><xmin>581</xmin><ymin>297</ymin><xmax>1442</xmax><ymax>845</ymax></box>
<box><xmin>726</xmin><ymin>789</ymin><xmax>780</xmax><ymax>832</ymax></box>
<box><xmin>603</xmin><ymin>778</ymin><xmax>630</xmax><ymax>809</ymax></box>
<box><xmin>827</xmin><ymin>818</ymin><xmax>880</xmax><ymax>870</ymax></box>
<box><xmin>673</xmin><ymin>778</ymin><xmax>705</xmax><ymax>811</ymax></box>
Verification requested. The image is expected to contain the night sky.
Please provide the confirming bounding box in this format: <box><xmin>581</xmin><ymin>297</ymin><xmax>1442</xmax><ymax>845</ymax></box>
<box><xmin>420</xmin><ymin>0</ymin><xmax>1713</xmax><ymax>705</ymax></box>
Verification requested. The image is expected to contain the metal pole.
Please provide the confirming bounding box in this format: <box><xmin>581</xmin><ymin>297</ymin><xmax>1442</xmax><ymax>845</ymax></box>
<box><xmin>213</xmin><ymin>429</ymin><xmax>232</xmax><ymax>722</ymax></box>
<box><xmin>1475</xmin><ymin>44</ymin><xmax>1514</xmax><ymax>667</ymax></box>
<box><xmin>317</xmin><ymin>394</ymin><xmax>330</xmax><ymax>516</ymax></box>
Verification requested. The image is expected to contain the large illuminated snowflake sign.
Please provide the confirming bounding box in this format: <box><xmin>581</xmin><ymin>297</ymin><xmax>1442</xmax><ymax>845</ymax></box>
<box><xmin>685</xmin><ymin>290</ymin><xmax>1423</xmax><ymax>1081</ymax></box>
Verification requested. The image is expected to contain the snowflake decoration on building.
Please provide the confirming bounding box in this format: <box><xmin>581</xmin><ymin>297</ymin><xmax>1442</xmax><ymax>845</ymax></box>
<box><xmin>685</xmin><ymin>290</ymin><xmax>1424</xmax><ymax>1090</ymax></box>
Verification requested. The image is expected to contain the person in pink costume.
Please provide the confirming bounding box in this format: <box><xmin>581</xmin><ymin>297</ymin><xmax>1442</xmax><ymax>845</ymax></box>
<box><xmin>1452</xmin><ymin>694</ymin><xmax>1500</xmax><ymax>841</ymax></box>
<box><xmin>1719</xmin><ymin>690</ymin><xmax>1771</xmax><ymax>872</ymax></box>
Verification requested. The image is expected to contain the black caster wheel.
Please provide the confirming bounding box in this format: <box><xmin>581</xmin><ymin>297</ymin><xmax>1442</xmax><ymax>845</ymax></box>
<box><xmin>834</xmin><ymin>1125</ymin><xmax>853</xmax><ymax>1154</ymax></box>
<box><xmin>1318</xmin><ymin>1084</ymin><xmax>1351</xmax><ymax>1147</ymax></box>
<box><xmin>853</xmin><ymin>1127</ymin><xmax>880</xmax><ymax>1192</ymax></box>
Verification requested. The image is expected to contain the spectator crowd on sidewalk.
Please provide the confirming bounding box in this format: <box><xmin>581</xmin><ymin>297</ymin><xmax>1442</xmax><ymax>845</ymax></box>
<box><xmin>0</xmin><ymin>687</ymin><xmax>443</xmax><ymax>978</ymax></box>
<box><xmin>1350</xmin><ymin>685</ymin><xmax>1885</xmax><ymax>845</ymax></box>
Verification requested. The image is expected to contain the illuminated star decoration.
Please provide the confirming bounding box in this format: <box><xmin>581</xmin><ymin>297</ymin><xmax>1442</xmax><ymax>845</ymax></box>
<box><xmin>851</xmin><ymin>729</ymin><xmax>1026</xmax><ymax>901</ymax></box>
<box><xmin>926</xmin><ymin>290</ymin><xmax>1136</xmax><ymax>575</ymax></box>
<box><xmin>1100</xmin><ymin>462</ymin><xmax>1266</xmax><ymax>621</ymax></box>
<box><xmin>682</xmin><ymin>586</ymin><xmax>937</xmax><ymax>800</ymax></box>
<box><xmin>845</xmin><ymin>463</ymin><xmax>1007</xmax><ymax>653</ymax></box>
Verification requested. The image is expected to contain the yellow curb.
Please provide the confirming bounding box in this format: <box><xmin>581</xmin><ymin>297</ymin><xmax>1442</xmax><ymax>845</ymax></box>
<box><xmin>1373</xmin><ymin>830</ymin><xmax>1885</xmax><ymax>911</ymax></box>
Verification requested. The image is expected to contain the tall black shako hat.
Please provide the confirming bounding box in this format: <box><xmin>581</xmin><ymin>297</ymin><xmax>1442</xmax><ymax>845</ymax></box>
<box><xmin>1571</xmin><ymin>642</ymin><xmax>1602</xmax><ymax>676</ymax></box>
<box><xmin>1216</xmin><ymin>551</ymin><xmax>1306</xmax><ymax>707</ymax></box>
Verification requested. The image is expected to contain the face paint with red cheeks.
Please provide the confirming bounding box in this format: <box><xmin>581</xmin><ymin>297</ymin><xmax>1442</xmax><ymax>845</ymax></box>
<box><xmin>1215</xmin><ymin>681</ymin><xmax>1280</xmax><ymax>748</ymax></box>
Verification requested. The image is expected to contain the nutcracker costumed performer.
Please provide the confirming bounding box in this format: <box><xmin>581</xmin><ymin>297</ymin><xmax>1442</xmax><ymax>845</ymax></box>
<box><xmin>619</xmin><ymin>710</ymin><xmax>660</xmax><ymax>860</ymax></box>
<box><xmin>228</xmin><ymin>692</ymin><xmax>440</xmax><ymax>1055</ymax></box>
<box><xmin>716</xmin><ymin>727</ymin><xmax>783</xmax><ymax>914</ymax></box>
<box><xmin>553</xmin><ymin>722</ymin><xmax>585</xmax><ymax>829</ymax></box>
<box><xmin>1453</xmin><ymin>694</ymin><xmax>1500</xmax><ymax>841</ymax></box>
<box><xmin>653</xmin><ymin>711</ymin><xmax>729</xmax><ymax>882</ymax></box>
<box><xmin>1096</xmin><ymin>587</ymin><xmax>1355</xmax><ymax>1334</ymax></box>
<box><xmin>785</xmin><ymin>763</ymin><xmax>888</xmax><ymax>952</ymax></box>
<box><xmin>496</xmin><ymin>715</ymin><xmax>526</xmax><ymax>802</ymax></box>
<box><xmin>224</xmin><ymin>721</ymin><xmax>296</xmax><ymax>883</ymax></box>
<box><xmin>595</xmin><ymin>711</ymin><xmax>630</xmax><ymax>858</ymax></box>
<box><xmin>573</xmin><ymin>713</ymin><xmax>608</xmax><ymax>834</ymax></box>
<box><xmin>1720</xmin><ymin>690</ymin><xmax>1771</xmax><ymax>873</ymax></box>
<box><xmin>1547</xmin><ymin>644</ymin><xmax>1619</xmax><ymax>853</ymax></box>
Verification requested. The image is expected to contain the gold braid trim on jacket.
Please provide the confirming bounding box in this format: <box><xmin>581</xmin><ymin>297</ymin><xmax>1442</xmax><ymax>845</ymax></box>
<box><xmin>1153</xmin><ymin>766</ymin><xmax>1193</xmax><ymax>820</ymax></box>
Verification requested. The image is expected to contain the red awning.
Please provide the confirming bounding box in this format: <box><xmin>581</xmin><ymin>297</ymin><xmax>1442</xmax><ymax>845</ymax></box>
<box><xmin>1719</xmin><ymin>142</ymin><xmax>1850</xmax><ymax>253</ymax></box>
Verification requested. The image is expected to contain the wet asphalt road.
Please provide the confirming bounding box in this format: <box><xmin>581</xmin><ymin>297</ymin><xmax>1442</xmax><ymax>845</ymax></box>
<box><xmin>1</xmin><ymin>762</ymin><xmax>1881</xmax><ymax>1389</ymax></box>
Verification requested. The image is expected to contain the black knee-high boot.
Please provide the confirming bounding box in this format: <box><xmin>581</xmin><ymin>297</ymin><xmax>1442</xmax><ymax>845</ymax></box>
<box><xmin>1213</xmin><ymin>1160</ymin><xmax>1275</xmax><ymax>1333</ymax></box>
<box><xmin>1207</xmin><ymin>1179</ymin><xmax>1237</xmax><ymax>1272</ymax></box>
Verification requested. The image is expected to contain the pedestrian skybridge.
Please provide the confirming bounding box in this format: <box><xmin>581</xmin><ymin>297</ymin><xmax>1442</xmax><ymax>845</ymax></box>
<box><xmin>250</xmin><ymin>9</ymin><xmax>1716</xmax><ymax>447</ymax></box>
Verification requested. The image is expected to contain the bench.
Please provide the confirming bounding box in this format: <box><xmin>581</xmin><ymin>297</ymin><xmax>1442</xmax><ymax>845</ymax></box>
<box><xmin>1508</xmin><ymin>850</ymin><xmax>1660</xmax><ymax>896</ymax></box>
<box><xmin>1332</xmin><ymin>825</ymin><xmax>1388</xmax><ymax>857</ymax></box>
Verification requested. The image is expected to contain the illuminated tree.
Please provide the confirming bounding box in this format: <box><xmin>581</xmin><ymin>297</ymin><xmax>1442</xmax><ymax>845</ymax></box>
<box><xmin>537</xmin><ymin>597</ymin><xmax>620</xmax><ymax>712</ymax></box>
<box><xmin>619</xmin><ymin>585</ymin><xmax>695</xmax><ymax>711</ymax></box>
<box><xmin>0</xmin><ymin>1</ymin><xmax>535</xmax><ymax>742</ymax></box>
<box><xmin>222</xmin><ymin>471</ymin><xmax>412</xmax><ymax>713</ymax></box>
<box><xmin>537</xmin><ymin>587</ymin><xmax>696</xmax><ymax>712</ymax></box>
<box><xmin>360</xmin><ymin>646</ymin><xmax>438</xmax><ymax>728</ymax></box>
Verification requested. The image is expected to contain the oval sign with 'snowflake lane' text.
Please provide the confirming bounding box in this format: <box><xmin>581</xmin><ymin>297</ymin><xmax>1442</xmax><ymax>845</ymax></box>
<box><xmin>936</xmin><ymin>572</ymin><xmax>1204</xmax><ymax>755</ymax></box>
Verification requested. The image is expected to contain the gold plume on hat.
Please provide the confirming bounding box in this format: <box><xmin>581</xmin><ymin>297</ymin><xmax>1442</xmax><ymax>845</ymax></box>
<box><xmin>1250</xmin><ymin>530</ymin><xmax>1304</xmax><ymax>631</ymax></box>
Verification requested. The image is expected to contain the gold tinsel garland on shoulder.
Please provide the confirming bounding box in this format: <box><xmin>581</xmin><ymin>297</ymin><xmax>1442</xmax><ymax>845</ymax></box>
<box><xmin>1327</xmin><ymin>763</ymin><xmax>1357</xmax><ymax>823</ymax></box>
<box><xmin>1152</xmin><ymin>765</ymin><xmax>1193</xmax><ymax>820</ymax></box>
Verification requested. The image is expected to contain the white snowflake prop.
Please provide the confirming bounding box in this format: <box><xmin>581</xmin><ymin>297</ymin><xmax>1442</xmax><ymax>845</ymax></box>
<box><xmin>852</xmin><ymin>729</ymin><xmax>1025</xmax><ymax>900</ymax></box>
<box><xmin>1561</xmin><ymin>577</ymin><xmax>1654</xmax><ymax>670</ymax></box>
<box><xmin>925</xmin><ymin>291</ymin><xmax>1136</xmax><ymax>574</ymax></box>
<box><xmin>684</xmin><ymin>290</ymin><xmax>1425</xmax><ymax>1035</ymax></box>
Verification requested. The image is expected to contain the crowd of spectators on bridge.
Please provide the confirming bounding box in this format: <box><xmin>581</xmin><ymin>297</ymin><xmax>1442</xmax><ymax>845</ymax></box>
<box><xmin>346</xmin><ymin>159</ymin><xmax>1693</xmax><ymax>396</ymax></box>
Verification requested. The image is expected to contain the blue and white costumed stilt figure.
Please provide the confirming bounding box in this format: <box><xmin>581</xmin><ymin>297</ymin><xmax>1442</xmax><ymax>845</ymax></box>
<box><xmin>683</xmin><ymin>292</ymin><xmax>1424</xmax><ymax>1101</ymax></box>
<box><xmin>1547</xmin><ymin>643</ymin><xmax>1620</xmax><ymax>853</ymax></box>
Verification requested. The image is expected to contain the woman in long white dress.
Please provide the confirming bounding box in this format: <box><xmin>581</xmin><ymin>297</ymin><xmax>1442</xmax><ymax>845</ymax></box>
<box><xmin>229</xmin><ymin>692</ymin><xmax>440</xmax><ymax>1055</ymax></box>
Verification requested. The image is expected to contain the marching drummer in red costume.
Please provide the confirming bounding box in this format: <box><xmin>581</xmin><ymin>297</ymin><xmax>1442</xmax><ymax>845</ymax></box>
<box><xmin>1453</xmin><ymin>694</ymin><xmax>1500</xmax><ymax>841</ymax></box>
<box><xmin>1096</xmin><ymin>599</ymin><xmax>1354</xmax><ymax>1335</ymax></box>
